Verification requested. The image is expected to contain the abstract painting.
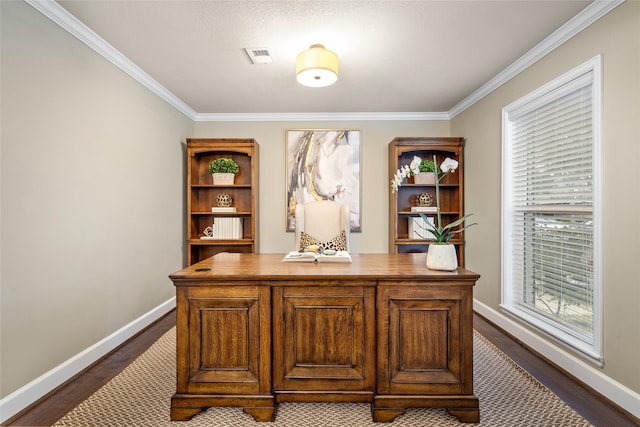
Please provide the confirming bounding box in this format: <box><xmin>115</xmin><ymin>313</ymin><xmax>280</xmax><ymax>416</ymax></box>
<box><xmin>286</xmin><ymin>130</ymin><xmax>361</xmax><ymax>231</ymax></box>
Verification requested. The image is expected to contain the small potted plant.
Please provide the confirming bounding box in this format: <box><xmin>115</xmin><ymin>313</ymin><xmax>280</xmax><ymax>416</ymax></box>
<box><xmin>208</xmin><ymin>158</ymin><xmax>239</xmax><ymax>185</ymax></box>
<box><xmin>414</xmin><ymin>158</ymin><xmax>437</xmax><ymax>184</ymax></box>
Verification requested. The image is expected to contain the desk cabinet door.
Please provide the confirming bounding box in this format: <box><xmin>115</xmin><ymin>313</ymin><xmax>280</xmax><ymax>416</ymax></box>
<box><xmin>176</xmin><ymin>286</ymin><xmax>271</xmax><ymax>395</ymax></box>
<box><xmin>377</xmin><ymin>285</ymin><xmax>474</xmax><ymax>395</ymax></box>
<box><xmin>273</xmin><ymin>286</ymin><xmax>376</xmax><ymax>392</ymax></box>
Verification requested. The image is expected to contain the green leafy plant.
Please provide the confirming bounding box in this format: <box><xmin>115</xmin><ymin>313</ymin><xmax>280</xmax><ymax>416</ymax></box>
<box><xmin>417</xmin><ymin>156</ymin><xmax>476</xmax><ymax>244</ymax></box>
<box><xmin>208</xmin><ymin>158</ymin><xmax>239</xmax><ymax>175</ymax></box>
<box><xmin>419</xmin><ymin>159</ymin><xmax>436</xmax><ymax>173</ymax></box>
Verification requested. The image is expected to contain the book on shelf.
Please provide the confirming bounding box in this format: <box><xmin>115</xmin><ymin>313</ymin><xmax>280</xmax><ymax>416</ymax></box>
<box><xmin>281</xmin><ymin>250</ymin><xmax>352</xmax><ymax>263</ymax></box>
<box><xmin>212</xmin><ymin>207</ymin><xmax>237</xmax><ymax>212</ymax></box>
<box><xmin>409</xmin><ymin>216</ymin><xmax>436</xmax><ymax>240</ymax></box>
<box><xmin>212</xmin><ymin>217</ymin><xmax>243</xmax><ymax>239</ymax></box>
<box><xmin>411</xmin><ymin>206</ymin><xmax>437</xmax><ymax>213</ymax></box>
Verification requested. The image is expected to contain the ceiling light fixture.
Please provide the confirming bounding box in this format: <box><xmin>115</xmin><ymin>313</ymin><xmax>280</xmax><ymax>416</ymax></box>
<box><xmin>296</xmin><ymin>44</ymin><xmax>338</xmax><ymax>88</ymax></box>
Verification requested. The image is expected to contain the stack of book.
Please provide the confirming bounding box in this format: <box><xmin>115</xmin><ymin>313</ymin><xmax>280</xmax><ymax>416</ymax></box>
<box><xmin>211</xmin><ymin>207</ymin><xmax>236</xmax><ymax>213</ymax></box>
<box><xmin>409</xmin><ymin>215</ymin><xmax>435</xmax><ymax>240</ymax></box>
<box><xmin>411</xmin><ymin>206</ymin><xmax>437</xmax><ymax>213</ymax></box>
<box><xmin>211</xmin><ymin>207</ymin><xmax>242</xmax><ymax>239</ymax></box>
<box><xmin>212</xmin><ymin>217</ymin><xmax>243</xmax><ymax>239</ymax></box>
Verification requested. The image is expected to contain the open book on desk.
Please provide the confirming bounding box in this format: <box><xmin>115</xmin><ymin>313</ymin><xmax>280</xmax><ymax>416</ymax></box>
<box><xmin>281</xmin><ymin>250</ymin><xmax>352</xmax><ymax>263</ymax></box>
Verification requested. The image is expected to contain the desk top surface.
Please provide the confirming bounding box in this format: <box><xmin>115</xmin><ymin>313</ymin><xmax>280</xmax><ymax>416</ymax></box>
<box><xmin>170</xmin><ymin>253</ymin><xmax>480</xmax><ymax>284</ymax></box>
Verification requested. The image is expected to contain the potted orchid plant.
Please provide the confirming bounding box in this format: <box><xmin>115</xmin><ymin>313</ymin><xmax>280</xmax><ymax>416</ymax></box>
<box><xmin>422</xmin><ymin>156</ymin><xmax>476</xmax><ymax>270</ymax></box>
<box><xmin>391</xmin><ymin>155</ymin><xmax>476</xmax><ymax>270</ymax></box>
<box><xmin>420</xmin><ymin>156</ymin><xmax>475</xmax><ymax>242</ymax></box>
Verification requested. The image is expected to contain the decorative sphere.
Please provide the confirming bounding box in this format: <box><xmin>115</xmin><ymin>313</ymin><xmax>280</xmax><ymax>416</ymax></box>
<box><xmin>417</xmin><ymin>192</ymin><xmax>433</xmax><ymax>207</ymax></box>
<box><xmin>216</xmin><ymin>193</ymin><xmax>232</xmax><ymax>207</ymax></box>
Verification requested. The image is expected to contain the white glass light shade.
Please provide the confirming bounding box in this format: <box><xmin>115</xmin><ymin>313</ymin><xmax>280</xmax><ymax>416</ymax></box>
<box><xmin>296</xmin><ymin>44</ymin><xmax>339</xmax><ymax>87</ymax></box>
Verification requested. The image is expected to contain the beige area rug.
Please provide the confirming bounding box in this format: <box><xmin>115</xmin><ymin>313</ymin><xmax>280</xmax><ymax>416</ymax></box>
<box><xmin>54</xmin><ymin>328</ymin><xmax>591</xmax><ymax>427</ymax></box>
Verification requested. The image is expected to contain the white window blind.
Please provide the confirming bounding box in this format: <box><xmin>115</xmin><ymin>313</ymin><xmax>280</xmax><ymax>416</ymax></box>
<box><xmin>502</xmin><ymin>57</ymin><xmax>602</xmax><ymax>362</ymax></box>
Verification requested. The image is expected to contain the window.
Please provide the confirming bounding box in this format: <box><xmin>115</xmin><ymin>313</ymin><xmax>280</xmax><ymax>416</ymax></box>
<box><xmin>501</xmin><ymin>56</ymin><xmax>602</xmax><ymax>363</ymax></box>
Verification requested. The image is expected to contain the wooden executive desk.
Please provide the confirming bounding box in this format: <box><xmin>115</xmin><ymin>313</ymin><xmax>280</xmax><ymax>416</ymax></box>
<box><xmin>169</xmin><ymin>253</ymin><xmax>480</xmax><ymax>423</ymax></box>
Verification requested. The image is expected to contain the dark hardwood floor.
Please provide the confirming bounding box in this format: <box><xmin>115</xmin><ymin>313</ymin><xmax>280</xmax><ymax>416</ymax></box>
<box><xmin>5</xmin><ymin>312</ymin><xmax>176</xmax><ymax>427</ymax></box>
<box><xmin>5</xmin><ymin>311</ymin><xmax>638</xmax><ymax>426</ymax></box>
<box><xmin>473</xmin><ymin>314</ymin><xmax>639</xmax><ymax>427</ymax></box>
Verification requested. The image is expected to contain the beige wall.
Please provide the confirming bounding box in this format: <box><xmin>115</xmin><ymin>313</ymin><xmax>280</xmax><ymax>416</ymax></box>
<box><xmin>0</xmin><ymin>0</ymin><xmax>450</xmax><ymax>398</ymax></box>
<box><xmin>193</xmin><ymin>121</ymin><xmax>450</xmax><ymax>254</ymax></box>
<box><xmin>1</xmin><ymin>1</ymin><xmax>192</xmax><ymax>397</ymax></box>
<box><xmin>452</xmin><ymin>1</ymin><xmax>640</xmax><ymax>394</ymax></box>
<box><xmin>3</xmin><ymin>0</ymin><xmax>638</xmax><ymax>417</ymax></box>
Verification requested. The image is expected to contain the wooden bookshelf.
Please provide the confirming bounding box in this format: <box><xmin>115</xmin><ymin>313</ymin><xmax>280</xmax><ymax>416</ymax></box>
<box><xmin>388</xmin><ymin>137</ymin><xmax>465</xmax><ymax>266</ymax></box>
<box><xmin>186</xmin><ymin>138</ymin><xmax>259</xmax><ymax>265</ymax></box>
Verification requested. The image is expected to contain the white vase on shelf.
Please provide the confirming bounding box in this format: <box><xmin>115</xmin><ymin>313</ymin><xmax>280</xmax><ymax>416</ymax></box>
<box><xmin>413</xmin><ymin>172</ymin><xmax>436</xmax><ymax>185</ymax></box>
<box><xmin>426</xmin><ymin>244</ymin><xmax>458</xmax><ymax>271</ymax></box>
<box><xmin>212</xmin><ymin>173</ymin><xmax>235</xmax><ymax>185</ymax></box>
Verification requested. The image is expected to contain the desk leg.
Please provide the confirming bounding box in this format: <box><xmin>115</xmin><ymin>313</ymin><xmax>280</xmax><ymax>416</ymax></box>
<box><xmin>372</xmin><ymin>395</ymin><xmax>479</xmax><ymax>423</ymax></box>
<box><xmin>170</xmin><ymin>406</ymin><xmax>206</xmax><ymax>421</ymax></box>
<box><xmin>171</xmin><ymin>394</ymin><xmax>275</xmax><ymax>422</ymax></box>
<box><xmin>244</xmin><ymin>406</ymin><xmax>276</xmax><ymax>422</ymax></box>
<box><xmin>371</xmin><ymin>407</ymin><xmax>406</xmax><ymax>422</ymax></box>
<box><xmin>447</xmin><ymin>407</ymin><xmax>480</xmax><ymax>423</ymax></box>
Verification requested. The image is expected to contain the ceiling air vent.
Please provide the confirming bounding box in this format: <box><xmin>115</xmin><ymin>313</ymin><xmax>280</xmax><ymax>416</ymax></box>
<box><xmin>244</xmin><ymin>47</ymin><xmax>273</xmax><ymax>64</ymax></box>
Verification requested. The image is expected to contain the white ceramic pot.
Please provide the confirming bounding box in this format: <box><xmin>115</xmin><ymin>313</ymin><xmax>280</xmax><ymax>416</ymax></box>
<box><xmin>413</xmin><ymin>172</ymin><xmax>436</xmax><ymax>185</ymax></box>
<box><xmin>426</xmin><ymin>244</ymin><xmax>458</xmax><ymax>271</ymax></box>
<box><xmin>212</xmin><ymin>173</ymin><xmax>235</xmax><ymax>185</ymax></box>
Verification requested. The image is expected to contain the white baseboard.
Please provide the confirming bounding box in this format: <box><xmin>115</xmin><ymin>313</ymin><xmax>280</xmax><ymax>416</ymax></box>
<box><xmin>474</xmin><ymin>299</ymin><xmax>640</xmax><ymax>420</ymax></box>
<box><xmin>0</xmin><ymin>297</ymin><xmax>176</xmax><ymax>424</ymax></box>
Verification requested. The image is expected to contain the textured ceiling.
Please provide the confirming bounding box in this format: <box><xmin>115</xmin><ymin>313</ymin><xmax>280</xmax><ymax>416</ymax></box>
<box><xmin>56</xmin><ymin>0</ymin><xmax>592</xmax><ymax>115</ymax></box>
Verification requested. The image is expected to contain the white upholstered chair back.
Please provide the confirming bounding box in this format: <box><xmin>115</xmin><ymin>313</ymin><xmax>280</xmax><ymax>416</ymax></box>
<box><xmin>295</xmin><ymin>200</ymin><xmax>351</xmax><ymax>251</ymax></box>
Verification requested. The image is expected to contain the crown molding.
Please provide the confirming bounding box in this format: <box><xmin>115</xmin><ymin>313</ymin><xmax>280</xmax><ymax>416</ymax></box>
<box><xmin>26</xmin><ymin>0</ymin><xmax>443</xmax><ymax>123</ymax></box>
<box><xmin>25</xmin><ymin>0</ymin><xmax>198</xmax><ymax>120</ymax></box>
<box><xmin>449</xmin><ymin>0</ymin><xmax>624</xmax><ymax>118</ymax></box>
<box><xmin>28</xmin><ymin>0</ymin><xmax>622</xmax><ymax>123</ymax></box>
<box><xmin>194</xmin><ymin>112</ymin><xmax>449</xmax><ymax>122</ymax></box>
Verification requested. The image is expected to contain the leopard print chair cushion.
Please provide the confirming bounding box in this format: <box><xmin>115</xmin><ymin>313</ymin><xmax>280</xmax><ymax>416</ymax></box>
<box><xmin>299</xmin><ymin>230</ymin><xmax>347</xmax><ymax>251</ymax></box>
